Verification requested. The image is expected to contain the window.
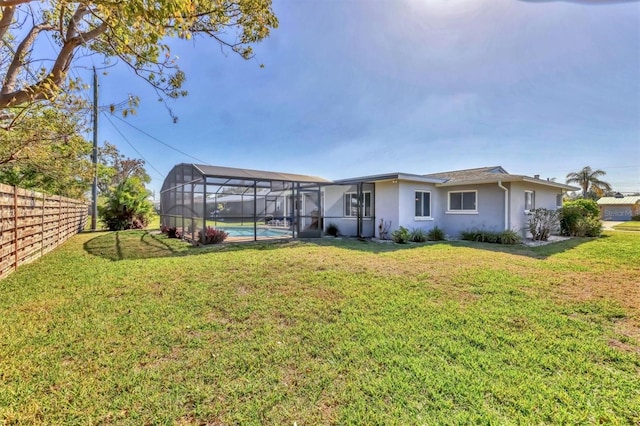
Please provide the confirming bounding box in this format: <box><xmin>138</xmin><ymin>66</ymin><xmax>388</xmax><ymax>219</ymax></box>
<box><xmin>556</xmin><ymin>194</ymin><xmax>563</xmax><ymax>208</ymax></box>
<box><xmin>344</xmin><ymin>192</ymin><xmax>371</xmax><ymax>217</ymax></box>
<box><xmin>415</xmin><ymin>191</ymin><xmax>431</xmax><ymax>218</ymax></box>
<box><xmin>525</xmin><ymin>190</ymin><xmax>535</xmax><ymax>212</ymax></box>
<box><xmin>448</xmin><ymin>191</ymin><xmax>477</xmax><ymax>212</ymax></box>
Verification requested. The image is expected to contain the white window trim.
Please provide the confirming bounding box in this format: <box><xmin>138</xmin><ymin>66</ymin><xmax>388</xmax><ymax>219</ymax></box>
<box><xmin>446</xmin><ymin>190</ymin><xmax>478</xmax><ymax>214</ymax></box>
<box><xmin>344</xmin><ymin>191</ymin><xmax>372</xmax><ymax>218</ymax></box>
<box><xmin>524</xmin><ymin>190</ymin><xmax>535</xmax><ymax>214</ymax></box>
<box><xmin>414</xmin><ymin>190</ymin><xmax>432</xmax><ymax>220</ymax></box>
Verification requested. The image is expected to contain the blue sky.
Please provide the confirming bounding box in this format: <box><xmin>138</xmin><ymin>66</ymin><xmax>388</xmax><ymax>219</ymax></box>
<box><xmin>91</xmin><ymin>0</ymin><xmax>640</xmax><ymax>196</ymax></box>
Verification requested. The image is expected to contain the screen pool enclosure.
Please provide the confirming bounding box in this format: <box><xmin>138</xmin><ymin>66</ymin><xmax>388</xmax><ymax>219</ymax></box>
<box><xmin>160</xmin><ymin>164</ymin><xmax>332</xmax><ymax>242</ymax></box>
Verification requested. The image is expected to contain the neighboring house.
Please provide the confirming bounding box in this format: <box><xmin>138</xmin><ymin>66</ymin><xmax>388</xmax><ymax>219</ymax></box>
<box><xmin>597</xmin><ymin>196</ymin><xmax>640</xmax><ymax>221</ymax></box>
<box><xmin>325</xmin><ymin>166</ymin><xmax>577</xmax><ymax>239</ymax></box>
<box><xmin>161</xmin><ymin>164</ymin><xmax>578</xmax><ymax>241</ymax></box>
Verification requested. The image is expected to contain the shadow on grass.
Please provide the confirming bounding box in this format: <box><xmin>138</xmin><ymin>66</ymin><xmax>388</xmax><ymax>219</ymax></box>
<box><xmin>83</xmin><ymin>230</ymin><xmax>302</xmax><ymax>261</ymax></box>
<box><xmin>84</xmin><ymin>229</ymin><xmax>602</xmax><ymax>262</ymax></box>
<box><xmin>84</xmin><ymin>231</ymin><xmax>189</xmax><ymax>261</ymax></box>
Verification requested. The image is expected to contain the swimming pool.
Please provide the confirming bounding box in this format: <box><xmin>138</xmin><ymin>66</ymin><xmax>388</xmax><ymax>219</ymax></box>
<box><xmin>217</xmin><ymin>226</ymin><xmax>291</xmax><ymax>238</ymax></box>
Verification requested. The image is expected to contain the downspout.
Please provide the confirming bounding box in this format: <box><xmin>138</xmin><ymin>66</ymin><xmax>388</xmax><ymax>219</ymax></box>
<box><xmin>497</xmin><ymin>181</ymin><xmax>509</xmax><ymax>230</ymax></box>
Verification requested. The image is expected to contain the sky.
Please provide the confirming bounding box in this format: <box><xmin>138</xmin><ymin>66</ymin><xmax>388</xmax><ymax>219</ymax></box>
<box><xmin>88</xmin><ymin>0</ymin><xmax>640</xmax><ymax>197</ymax></box>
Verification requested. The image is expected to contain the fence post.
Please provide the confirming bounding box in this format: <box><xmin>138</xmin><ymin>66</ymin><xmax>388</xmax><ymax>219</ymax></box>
<box><xmin>41</xmin><ymin>192</ymin><xmax>45</xmax><ymax>257</ymax></box>
<box><xmin>57</xmin><ymin>195</ymin><xmax>61</xmax><ymax>245</ymax></box>
<box><xmin>13</xmin><ymin>186</ymin><xmax>18</xmax><ymax>273</ymax></box>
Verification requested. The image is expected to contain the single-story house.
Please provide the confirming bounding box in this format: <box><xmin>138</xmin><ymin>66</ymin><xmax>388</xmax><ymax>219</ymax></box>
<box><xmin>597</xmin><ymin>196</ymin><xmax>640</xmax><ymax>221</ymax></box>
<box><xmin>325</xmin><ymin>166</ymin><xmax>577</xmax><ymax>238</ymax></box>
<box><xmin>161</xmin><ymin>164</ymin><xmax>578</xmax><ymax>241</ymax></box>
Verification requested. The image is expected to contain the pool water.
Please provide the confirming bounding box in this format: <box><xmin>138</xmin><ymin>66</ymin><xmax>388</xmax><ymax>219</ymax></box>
<box><xmin>217</xmin><ymin>226</ymin><xmax>291</xmax><ymax>238</ymax></box>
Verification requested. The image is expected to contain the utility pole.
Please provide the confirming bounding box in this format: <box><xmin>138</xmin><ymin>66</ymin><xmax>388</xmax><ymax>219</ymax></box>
<box><xmin>91</xmin><ymin>67</ymin><xmax>98</xmax><ymax>230</ymax></box>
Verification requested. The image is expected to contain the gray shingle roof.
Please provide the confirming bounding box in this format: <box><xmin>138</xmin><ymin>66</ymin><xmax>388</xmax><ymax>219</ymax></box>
<box><xmin>424</xmin><ymin>166</ymin><xmax>578</xmax><ymax>190</ymax></box>
<box><xmin>423</xmin><ymin>166</ymin><xmax>509</xmax><ymax>183</ymax></box>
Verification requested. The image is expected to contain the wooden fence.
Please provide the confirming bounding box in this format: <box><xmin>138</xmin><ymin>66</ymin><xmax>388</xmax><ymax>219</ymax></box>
<box><xmin>0</xmin><ymin>183</ymin><xmax>88</xmax><ymax>279</ymax></box>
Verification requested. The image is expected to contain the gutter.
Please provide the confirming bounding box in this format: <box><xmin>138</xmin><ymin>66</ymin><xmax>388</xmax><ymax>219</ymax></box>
<box><xmin>497</xmin><ymin>181</ymin><xmax>509</xmax><ymax>230</ymax></box>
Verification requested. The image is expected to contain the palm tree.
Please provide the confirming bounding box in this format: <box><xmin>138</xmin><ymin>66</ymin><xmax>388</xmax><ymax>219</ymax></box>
<box><xmin>566</xmin><ymin>166</ymin><xmax>612</xmax><ymax>198</ymax></box>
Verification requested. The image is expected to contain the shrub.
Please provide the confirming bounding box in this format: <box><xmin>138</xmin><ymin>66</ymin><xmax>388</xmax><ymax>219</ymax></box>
<box><xmin>199</xmin><ymin>226</ymin><xmax>228</xmax><ymax>244</ymax></box>
<box><xmin>482</xmin><ymin>230</ymin><xmax>499</xmax><ymax>244</ymax></box>
<box><xmin>560</xmin><ymin>199</ymin><xmax>601</xmax><ymax>237</ymax></box>
<box><xmin>567</xmin><ymin>198</ymin><xmax>600</xmax><ymax>217</ymax></box>
<box><xmin>631</xmin><ymin>215</ymin><xmax>640</xmax><ymax>221</ymax></box>
<box><xmin>98</xmin><ymin>177</ymin><xmax>154</xmax><ymax>231</ymax></box>
<box><xmin>460</xmin><ymin>230</ymin><xmax>476</xmax><ymax>241</ymax></box>
<box><xmin>409</xmin><ymin>228</ymin><xmax>427</xmax><ymax>242</ymax></box>
<box><xmin>573</xmin><ymin>216</ymin><xmax>602</xmax><ymax>238</ymax></box>
<box><xmin>498</xmin><ymin>229</ymin><xmax>522</xmax><ymax>245</ymax></box>
<box><xmin>463</xmin><ymin>229</ymin><xmax>500</xmax><ymax>243</ymax></box>
<box><xmin>161</xmin><ymin>226</ymin><xmax>181</xmax><ymax>239</ymax></box>
<box><xmin>326</xmin><ymin>222</ymin><xmax>340</xmax><ymax>237</ymax></box>
<box><xmin>461</xmin><ymin>229</ymin><xmax>521</xmax><ymax>245</ymax></box>
<box><xmin>391</xmin><ymin>226</ymin><xmax>410</xmax><ymax>244</ymax></box>
<box><xmin>527</xmin><ymin>208</ymin><xmax>559</xmax><ymax>241</ymax></box>
<box><xmin>427</xmin><ymin>226</ymin><xmax>445</xmax><ymax>241</ymax></box>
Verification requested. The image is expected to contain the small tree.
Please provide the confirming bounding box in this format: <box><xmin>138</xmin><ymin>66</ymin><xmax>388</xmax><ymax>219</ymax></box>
<box><xmin>527</xmin><ymin>208</ymin><xmax>559</xmax><ymax>241</ymax></box>
<box><xmin>98</xmin><ymin>177</ymin><xmax>154</xmax><ymax>230</ymax></box>
<box><xmin>97</xmin><ymin>142</ymin><xmax>151</xmax><ymax>194</ymax></box>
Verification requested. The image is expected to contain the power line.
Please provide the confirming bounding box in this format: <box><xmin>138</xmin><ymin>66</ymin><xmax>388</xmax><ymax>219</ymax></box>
<box><xmin>109</xmin><ymin>114</ymin><xmax>207</xmax><ymax>163</ymax></box>
<box><xmin>102</xmin><ymin>112</ymin><xmax>164</xmax><ymax>179</ymax></box>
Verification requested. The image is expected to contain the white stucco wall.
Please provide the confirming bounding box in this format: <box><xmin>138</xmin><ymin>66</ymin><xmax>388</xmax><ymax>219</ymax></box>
<box><xmin>438</xmin><ymin>183</ymin><xmax>506</xmax><ymax>238</ymax></box>
<box><xmin>374</xmin><ymin>181</ymin><xmax>399</xmax><ymax>238</ymax></box>
<box><xmin>509</xmin><ymin>181</ymin><xmax>563</xmax><ymax>236</ymax></box>
<box><xmin>396</xmin><ymin>181</ymin><xmax>439</xmax><ymax>233</ymax></box>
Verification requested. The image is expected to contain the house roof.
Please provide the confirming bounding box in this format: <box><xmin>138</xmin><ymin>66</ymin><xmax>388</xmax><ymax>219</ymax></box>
<box><xmin>597</xmin><ymin>196</ymin><xmax>640</xmax><ymax>205</ymax></box>
<box><xmin>193</xmin><ymin>164</ymin><xmax>332</xmax><ymax>184</ymax></box>
<box><xmin>424</xmin><ymin>166</ymin><xmax>579</xmax><ymax>191</ymax></box>
<box><xmin>334</xmin><ymin>172</ymin><xmax>446</xmax><ymax>185</ymax></box>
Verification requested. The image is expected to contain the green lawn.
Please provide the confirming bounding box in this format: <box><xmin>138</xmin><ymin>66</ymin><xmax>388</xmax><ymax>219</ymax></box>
<box><xmin>1</xmin><ymin>232</ymin><xmax>639</xmax><ymax>424</ymax></box>
<box><xmin>614</xmin><ymin>221</ymin><xmax>640</xmax><ymax>232</ymax></box>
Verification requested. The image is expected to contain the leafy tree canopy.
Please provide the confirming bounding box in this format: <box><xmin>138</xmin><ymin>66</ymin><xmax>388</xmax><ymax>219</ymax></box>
<box><xmin>0</xmin><ymin>101</ymin><xmax>92</xmax><ymax>198</ymax></box>
<box><xmin>0</xmin><ymin>0</ymin><xmax>278</xmax><ymax>109</ymax></box>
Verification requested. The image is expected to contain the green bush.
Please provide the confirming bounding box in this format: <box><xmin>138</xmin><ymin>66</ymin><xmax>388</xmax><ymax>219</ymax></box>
<box><xmin>460</xmin><ymin>230</ymin><xmax>476</xmax><ymax>241</ymax></box>
<box><xmin>461</xmin><ymin>229</ymin><xmax>522</xmax><ymax>245</ymax></box>
<box><xmin>409</xmin><ymin>228</ymin><xmax>427</xmax><ymax>242</ymax></box>
<box><xmin>560</xmin><ymin>199</ymin><xmax>601</xmax><ymax>237</ymax></box>
<box><xmin>499</xmin><ymin>229</ymin><xmax>522</xmax><ymax>245</ymax></box>
<box><xmin>483</xmin><ymin>230</ymin><xmax>499</xmax><ymax>243</ymax></box>
<box><xmin>98</xmin><ymin>177</ymin><xmax>154</xmax><ymax>231</ymax></box>
<box><xmin>391</xmin><ymin>226</ymin><xmax>410</xmax><ymax>244</ymax></box>
<box><xmin>325</xmin><ymin>222</ymin><xmax>340</xmax><ymax>237</ymax></box>
<box><xmin>631</xmin><ymin>215</ymin><xmax>640</xmax><ymax>221</ymax></box>
<box><xmin>427</xmin><ymin>226</ymin><xmax>445</xmax><ymax>241</ymax></box>
<box><xmin>566</xmin><ymin>198</ymin><xmax>600</xmax><ymax>217</ymax></box>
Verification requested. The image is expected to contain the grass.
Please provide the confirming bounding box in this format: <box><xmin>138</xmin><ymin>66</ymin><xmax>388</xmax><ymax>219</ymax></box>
<box><xmin>1</xmin><ymin>231</ymin><xmax>639</xmax><ymax>424</ymax></box>
<box><xmin>613</xmin><ymin>221</ymin><xmax>640</xmax><ymax>232</ymax></box>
